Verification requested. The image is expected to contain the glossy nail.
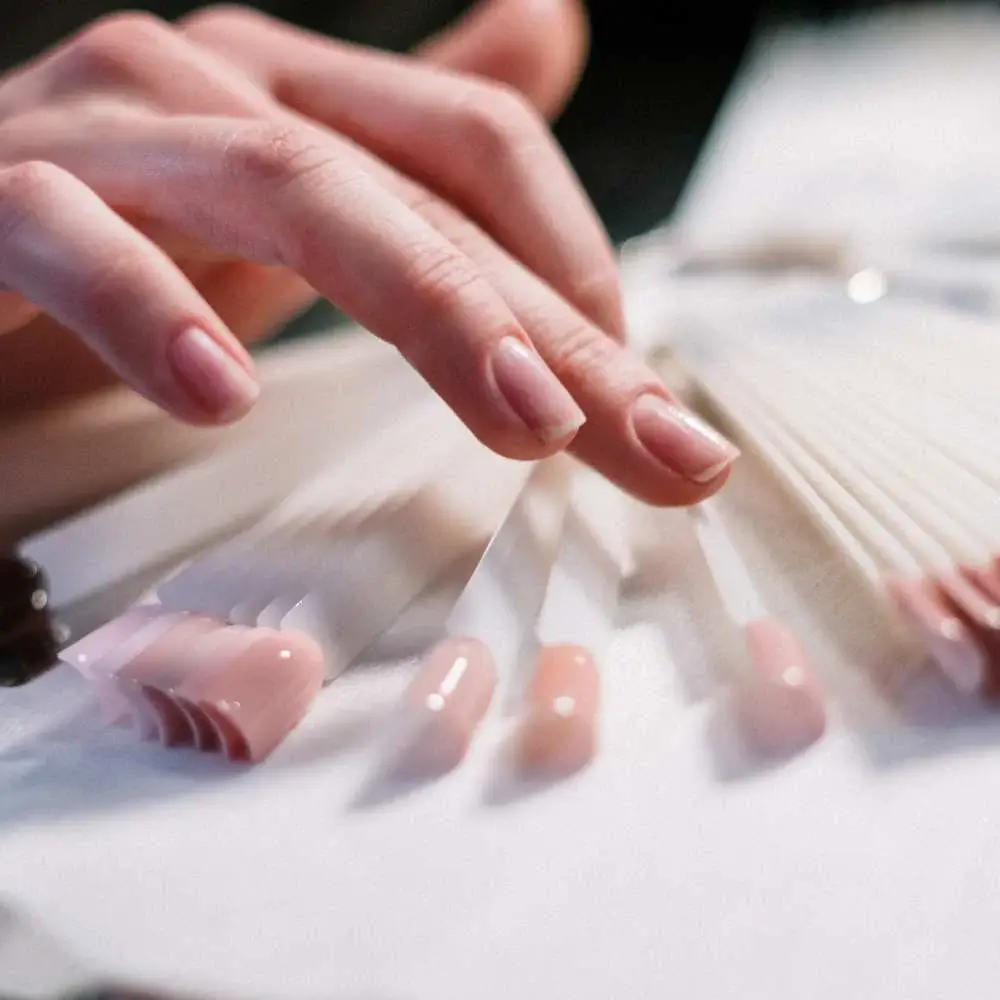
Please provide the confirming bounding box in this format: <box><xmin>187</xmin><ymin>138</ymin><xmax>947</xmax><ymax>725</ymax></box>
<box><xmin>177</xmin><ymin>629</ymin><xmax>325</xmax><ymax>762</ymax></box>
<box><xmin>730</xmin><ymin>619</ymin><xmax>827</xmax><ymax>757</ymax></box>
<box><xmin>517</xmin><ymin>644</ymin><xmax>599</xmax><ymax>777</ymax></box>
<box><xmin>118</xmin><ymin>615</ymin><xmax>225</xmax><ymax>749</ymax></box>
<box><xmin>393</xmin><ymin>636</ymin><xmax>497</xmax><ymax>777</ymax></box>
<box><xmin>491</xmin><ymin>337</ymin><xmax>585</xmax><ymax>443</ymax></box>
<box><xmin>168</xmin><ymin>326</ymin><xmax>259</xmax><ymax>421</ymax></box>
<box><xmin>887</xmin><ymin>576</ymin><xmax>985</xmax><ymax>693</ymax></box>
<box><xmin>630</xmin><ymin>394</ymin><xmax>739</xmax><ymax>483</ymax></box>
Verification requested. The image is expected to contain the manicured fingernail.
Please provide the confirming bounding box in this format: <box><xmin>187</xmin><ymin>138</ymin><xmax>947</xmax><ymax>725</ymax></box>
<box><xmin>490</xmin><ymin>336</ymin><xmax>586</xmax><ymax>443</ymax></box>
<box><xmin>169</xmin><ymin>326</ymin><xmax>259</xmax><ymax>420</ymax></box>
<box><xmin>630</xmin><ymin>394</ymin><xmax>739</xmax><ymax>482</ymax></box>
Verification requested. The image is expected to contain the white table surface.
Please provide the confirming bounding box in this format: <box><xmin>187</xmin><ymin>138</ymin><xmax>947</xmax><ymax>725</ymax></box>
<box><xmin>2</xmin><ymin>447</ymin><xmax>1000</xmax><ymax>1000</ymax></box>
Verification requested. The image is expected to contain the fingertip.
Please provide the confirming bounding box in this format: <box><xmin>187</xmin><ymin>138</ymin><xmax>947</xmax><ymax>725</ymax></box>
<box><xmin>419</xmin><ymin>0</ymin><xmax>589</xmax><ymax>118</ymax></box>
<box><xmin>164</xmin><ymin>325</ymin><xmax>260</xmax><ymax>425</ymax></box>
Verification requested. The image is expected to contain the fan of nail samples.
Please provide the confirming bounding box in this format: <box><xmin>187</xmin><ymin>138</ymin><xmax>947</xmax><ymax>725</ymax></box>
<box><xmin>52</xmin><ymin>429</ymin><xmax>528</xmax><ymax>762</ymax></box>
<box><xmin>59</xmin><ymin>606</ymin><xmax>325</xmax><ymax>762</ymax></box>
<box><xmin>666</xmin><ymin>282</ymin><xmax>1000</xmax><ymax>699</ymax></box>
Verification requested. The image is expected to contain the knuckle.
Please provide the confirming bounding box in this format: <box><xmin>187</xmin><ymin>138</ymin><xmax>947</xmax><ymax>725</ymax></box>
<box><xmin>453</xmin><ymin>82</ymin><xmax>543</xmax><ymax>167</ymax></box>
<box><xmin>221</xmin><ymin>126</ymin><xmax>332</xmax><ymax>191</ymax></box>
<box><xmin>567</xmin><ymin>268</ymin><xmax>624</xmax><ymax>334</ymax></box>
<box><xmin>0</xmin><ymin>161</ymin><xmax>66</xmax><ymax>244</ymax></box>
<box><xmin>403</xmin><ymin>243</ymin><xmax>485</xmax><ymax>319</ymax></box>
<box><xmin>525</xmin><ymin>305</ymin><xmax>621</xmax><ymax>380</ymax></box>
<box><xmin>180</xmin><ymin>4</ymin><xmax>262</xmax><ymax>37</ymax></box>
<box><xmin>61</xmin><ymin>12</ymin><xmax>173</xmax><ymax>88</ymax></box>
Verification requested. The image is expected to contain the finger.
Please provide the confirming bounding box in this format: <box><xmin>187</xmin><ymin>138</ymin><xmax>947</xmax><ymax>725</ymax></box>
<box><xmin>429</xmin><ymin>199</ymin><xmax>740</xmax><ymax>506</ymax></box>
<box><xmin>285</xmin><ymin>135</ymin><xmax>740</xmax><ymax>505</ymax></box>
<box><xmin>7</xmin><ymin>116</ymin><xmax>586</xmax><ymax>458</ymax></box>
<box><xmin>415</xmin><ymin>0</ymin><xmax>590</xmax><ymax>120</ymax></box>
<box><xmin>0</xmin><ymin>160</ymin><xmax>259</xmax><ymax>424</ymax></box>
<box><xmin>181</xmin><ymin>8</ymin><xmax>624</xmax><ymax>339</ymax></box>
<box><xmin>198</xmin><ymin>261</ymin><xmax>316</xmax><ymax>344</ymax></box>
<box><xmin>0</xmin><ymin>291</ymin><xmax>40</xmax><ymax>334</ymax></box>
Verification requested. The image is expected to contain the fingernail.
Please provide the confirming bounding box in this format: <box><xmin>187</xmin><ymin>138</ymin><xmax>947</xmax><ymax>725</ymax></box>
<box><xmin>630</xmin><ymin>394</ymin><xmax>739</xmax><ymax>482</ymax></box>
<box><xmin>490</xmin><ymin>336</ymin><xmax>586</xmax><ymax>443</ymax></box>
<box><xmin>169</xmin><ymin>327</ymin><xmax>259</xmax><ymax>421</ymax></box>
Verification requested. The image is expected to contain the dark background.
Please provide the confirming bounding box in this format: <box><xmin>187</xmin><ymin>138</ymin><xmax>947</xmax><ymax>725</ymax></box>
<box><xmin>0</xmin><ymin>0</ymin><xmax>904</xmax><ymax>337</ymax></box>
<box><xmin>0</xmin><ymin>0</ymin><xmax>902</xmax><ymax>239</ymax></box>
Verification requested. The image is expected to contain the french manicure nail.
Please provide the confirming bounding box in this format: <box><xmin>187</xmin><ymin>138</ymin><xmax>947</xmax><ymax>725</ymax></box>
<box><xmin>490</xmin><ymin>336</ymin><xmax>586</xmax><ymax>443</ymax></box>
<box><xmin>169</xmin><ymin>326</ymin><xmax>259</xmax><ymax>421</ymax></box>
<box><xmin>630</xmin><ymin>394</ymin><xmax>739</xmax><ymax>483</ymax></box>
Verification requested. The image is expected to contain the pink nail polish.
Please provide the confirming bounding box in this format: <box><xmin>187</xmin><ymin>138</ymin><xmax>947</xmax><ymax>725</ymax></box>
<box><xmin>630</xmin><ymin>394</ymin><xmax>739</xmax><ymax>483</ymax></box>
<box><xmin>177</xmin><ymin>629</ymin><xmax>325</xmax><ymax>762</ymax></box>
<box><xmin>118</xmin><ymin>615</ymin><xmax>231</xmax><ymax>749</ymax></box>
<box><xmin>517</xmin><ymin>644</ymin><xmax>599</xmax><ymax>777</ymax></box>
<box><xmin>886</xmin><ymin>575</ymin><xmax>985</xmax><ymax>694</ymax></box>
<box><xmin>394</xmin><ymin>636</ymin><xmax>497</xmax><ymax>777</ymax></box>
<box><xmin>168</xmin><ymin>326</ymin><xmax>259</xmax><ymax>421</ymax></box>
<box><xmin>490</xmin><ymin>337</ymin><xmax>585</xmax><ymax>443</ymax></box>
<box><xmin>729</xmin><ymin>619</ymin><xmax>827</xmax><ymax>757</ymax></box>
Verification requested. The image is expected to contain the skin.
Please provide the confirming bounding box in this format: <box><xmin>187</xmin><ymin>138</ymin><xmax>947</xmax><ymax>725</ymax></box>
<box><xmin>0</xmin><ymin>0</ymin><xmax>735</xmax><ymax>506</ymax></box>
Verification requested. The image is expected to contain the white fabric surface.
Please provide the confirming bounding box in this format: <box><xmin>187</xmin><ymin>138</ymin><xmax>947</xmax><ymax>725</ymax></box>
<box><xmin>2</xmin><ymin>451</ymin><xmax>999</xmax><ymax>999</ymax></box>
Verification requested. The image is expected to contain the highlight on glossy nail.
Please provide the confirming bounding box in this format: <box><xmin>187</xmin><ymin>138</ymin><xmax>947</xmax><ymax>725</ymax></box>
<box><xmin>630</xmin><ymin>393</ymin><xmax>739</xmax><ymax>483</ymax></box>
<box><xmin>728</xmin><ymin>618</ymin><xmax>827</xmax><ymax>757</ymax></box>
<box><xmin>65</xmin><ymin>608</ymin><xmax>326</xmax><ymax>762</ymax></box>
<box><xmin>516</xmin><ymin>643</ymin><xmax>600</xmax><ymax>778</ymax></box>
<box><xmin>168</xmin><ymin>325</ymin><xmax>260</xmax><ymax>421</ymax></box>
<box><xmin>391</xmin><ymin>635</ymin><xmax>497</xmax><ymax>778</ymax></box>
<box><xmin>490</xmin><ymin>336</ymin><xmax>586</xmax><ymax>443</ymax></box>
<box><xmin>887</xmin><ymin>575</ymin><xmax>986</xmax><ymax>694</ymax></box>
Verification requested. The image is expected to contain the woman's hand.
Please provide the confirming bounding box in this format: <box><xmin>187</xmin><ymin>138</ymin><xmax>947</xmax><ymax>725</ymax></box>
<box><xmin>0</xmin><ymin>0</ymin><xmax>737</xmax><ymax>505</ymax></box>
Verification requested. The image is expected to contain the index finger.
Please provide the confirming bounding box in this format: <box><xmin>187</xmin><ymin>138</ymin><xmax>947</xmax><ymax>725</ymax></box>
<box><xmin>7</xmin><ymin>112</ymin><xmax>586</xmax><ymax>457</ymax></box>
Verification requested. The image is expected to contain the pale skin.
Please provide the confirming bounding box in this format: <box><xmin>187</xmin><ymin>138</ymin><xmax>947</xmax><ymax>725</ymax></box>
<box><xmin>0</xmin><ymin>0</ymin><xmax>738</xmax><ymax>506</ymax></box>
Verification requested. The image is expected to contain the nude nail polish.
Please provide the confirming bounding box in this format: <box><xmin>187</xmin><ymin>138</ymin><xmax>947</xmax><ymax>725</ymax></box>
<box><xmin>118</xmin><ymin>615</ymin><xmax>223</xmax><ymax>748</ymax></box>
<box><xmin>178</xmin><ymin>629</ymin><xmax>325</xmax><ymax>762</ymax></box>
<box><xmin>630</xmin><ymin>394</ymin><xmax>739</xmax><ymax>483</ymax></box>
<box><xmin>393</xmin><ymin>636</ymin><xmax>497</xmax><ymax>777</ymax></box>
<box><xmin>729</xmin><ymin>619</ymin><xmax>827</xmax><ymax>757</ymax></box>
<box><xmin>490</xmin><ymin>337</ymin><xmax>585</xmax><ymax>443</ymax></box>
<box><xmin>517</xmin><ymin>644</ymin><xmax>599</xmax><ymax>777</ymax></box>
<box><xmin>887</xmin><ymin>576</ymin><xmax>985</xmax><ymax>693</ymax></box>
<box><xmin>168</xmin><ymin>326</ymin><xmax>259</xmax><ymax>421</ymax></box>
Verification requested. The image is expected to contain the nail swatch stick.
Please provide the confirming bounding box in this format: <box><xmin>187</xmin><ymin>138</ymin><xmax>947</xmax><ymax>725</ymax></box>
<box><xmin>689</xmin><ymin>498</ymin><xmax>828</xmax><ymax>756</ymax></box>
<box><xmin>387</xmin><ymin>458</ymin><xmax>574</xmax><ymax>778</ymax></box>
<box><xmin>691</xmin><ymin>366</ymin><xmax>988</xmax><ymax>694</ymax></box>
<box><xmin>515</xmin><ymin>468</ymin><xmax>630</xmax><ymax>777</ymax></box>
<box><xmin>700</xmin><ymin>356</ymin><xmax>1000</xmax><ymax>687</ymax></box>
<box><xmin>20</xmin><ymin>347</ymin><xmax>427</xmax><ymax>613</ymax></box>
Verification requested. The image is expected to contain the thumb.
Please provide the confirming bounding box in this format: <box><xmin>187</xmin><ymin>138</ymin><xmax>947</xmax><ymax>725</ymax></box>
<box><xmin>415</xmin><ymin>0</ymin><xmax>589</xmax><ymax>120</ymax></box>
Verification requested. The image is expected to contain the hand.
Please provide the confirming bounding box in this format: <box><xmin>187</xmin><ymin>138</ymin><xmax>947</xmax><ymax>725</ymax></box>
<box><xmin>0</xmin><ymin>0</ymin><xmax>737</xmax><ymax>505</ymax></box>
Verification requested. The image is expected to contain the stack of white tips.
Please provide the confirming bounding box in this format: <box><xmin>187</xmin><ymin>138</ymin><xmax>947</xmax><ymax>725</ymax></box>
<box><xmin>60</xmin><ymin>608</ymin><xmax>325</xmax><ymax>763</ymax></box>
<box><xmin>689</xmin><ymin>501</ymin><xmax>827</xmax><ymax>757</ymax></box>
<box><xmin>666</xmin><ymin>290</ymin><xmax>1000</xmax><ymax>698</ymax></box>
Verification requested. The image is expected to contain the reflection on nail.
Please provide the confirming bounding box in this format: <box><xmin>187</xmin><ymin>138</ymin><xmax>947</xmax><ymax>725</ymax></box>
<box><xmin>517</xmin><ymin>643</ymin><xmax>599</xmax><ymax>777</ymax></box>
<box><xmin>169</xmin><ymin>326</ymin><xmax>259</xmax><ymax>421</ymax></box>
<box><xmin>490</xmin><ymin>337</ymin><xmax>586</xmax><ymax>443</ymax></box>
<box><xmin>630</xmin><ymin>394</ymin><xmax>739</xmax><ymax>483</ymax></box>
<box><xmin>887</xmin><ymin>575</ymin><xmax>985</xmax><ymax>694</ymax></box>
<box><xmin>393</xmin><ymin>636</ymin><xmax>497</xmax><ymax>777</ymax></box>
<box><xmin>730</xmin><ymin>618</ymin><xmax>827</xmax><ymax>757</ymax></box>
